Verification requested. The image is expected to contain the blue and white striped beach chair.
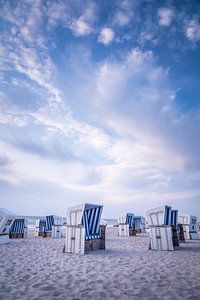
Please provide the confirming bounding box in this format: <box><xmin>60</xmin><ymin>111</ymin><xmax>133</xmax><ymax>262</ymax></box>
<box><xmin>34</xmin><ymin>219</ymin><xmax>46</xmax><ymax>237</ymax></box>
<box><xmin>45</xmin><ymin>215</ymin><xmax>62</xmax><ymax>237</ymax></box>
<box><xmin>64</xmin><ymin>203</ymin><xmax>105</xmax><ymax>254</ymax></box>
<box><xmin>126</xmin><ymin>213</ymin><xmax>135</xmax><ymax>231</ymax></box>
<box><xmin>146</xmin><ymin>205</ymin><xmax>179</xmax><ymax>251</ymax></box>
<box><xmin>132</xmin><ymin>216</ymin><xmax>146</xmax><ymax>233</ymax></box>
<box><xmin>118</xmin><ymin>213</ymin><xmax>136</xmax><ymax>236</ymax></box>
<box><xmin>9</xmin><ymin>218</ymin><xmax>27</xmax><ymax>239</ymax></box>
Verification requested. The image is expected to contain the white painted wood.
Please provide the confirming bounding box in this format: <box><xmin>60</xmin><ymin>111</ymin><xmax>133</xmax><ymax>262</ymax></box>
<box><xmin>118</xmin><ymin>215</ymin><xmax>126</xmax><ymax>224</ymax></box>
<box><xmin>146</xmin><ymin>206</ymin><xmax>167</xmax><ymax>226</ymax></box>
<box><xmin>67</xmin><ymin>203</ymin><xmax>85</xmax><ymax>226</ymax></box>
<box><xmin>150</xmin><ymin>226</ymin><xmax>173</xmax><ymax>251</ymax></box>
<box><xmin>118</xmin><ymin>224</ymin><xmax>129</xmax><ymax>237</ymax></box>
<box><xmin>178</xmin><ymin>213</ymin><xmax>190</xmax><ymax>225</ymax></box>
<box><xmin>53</xmin><ymin>216</ymin><xmax>62</xmax><ymax>226</ymax></box>
<box><xmin>64</xmin><ymin>226</ymin><xmax>85</xmax><ymax>254</ymax></box>
<box><xmin>189</xmin><ymin>216</ymin><xmax>197</xmax><ymax>232</ymax></box>
<box><xmin>183</xmin><ymin>225</ymin><xmax>190</xmax><ymax>240</ymax></box>
<box><xmin>60</xmin><ymin>226</ymin><xmax>66</xmax><ymax>238</ymax></box>
<box><xmin>23</xmin><ymin>227</ymin><xmax>28</xmax><ymax>238</ymax></box>
<box><xmin>0</xmin><ymin>215</ymin><xmax>15</xmax><ymax>235</ymax></box>
<box><xmin>34</xmin><ymin>227</ymin><xmax>40</xmax><ymax>237</ymax></box>
<box><xmin>52</xmin><ymin>225</ymin><xmax>62</xmax><ymax>238</ymax></box>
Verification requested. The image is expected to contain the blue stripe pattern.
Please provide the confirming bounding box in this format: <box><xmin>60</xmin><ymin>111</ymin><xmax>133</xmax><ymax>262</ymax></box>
<box><xmin>133</xmin><ymin>217</ymin><xmax>142</xmax><ymax>230</ymax></box>
<box><xmin>39</xmin><ymin>219</ymin><xmax>46</xmax><ymax>233</ymax></box>
<box><xmin>81</xmin><ymin>204</ymin><xmax>103</xmax><ymax>240</ymax></box>
<box><xmin>171</xmin><ymin>210</ymin><xmax>178</xmax><ymax>225</ymax></box>
<box><xmin>10</xmin><ymin>219</ymin><xmax>26</xmax><ymax>234</ymax></box>
<box><xmin>164</xmin><ymin>206</ymin><xmax>172</xmax><ymax>225</ymax></box>
<box><xmin>45</xmin><ymin>215</ymin><xmax>54</xmax><ymax>231</ymax></box>
<box><xmin>126</xmin><ymin>213</ymin><xmax>135</xmax><ymax>230</ymax></box>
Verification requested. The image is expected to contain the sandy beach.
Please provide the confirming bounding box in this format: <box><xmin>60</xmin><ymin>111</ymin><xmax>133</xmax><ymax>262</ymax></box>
<box><xmin>0</xmin><ymin>227</ymin><xmax>200</xmax><ymax>300</ymax></box>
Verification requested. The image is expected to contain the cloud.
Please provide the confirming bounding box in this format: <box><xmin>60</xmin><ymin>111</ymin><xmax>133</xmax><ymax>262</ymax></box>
<box><xmin>13</xmin><ymin>48</ymin><xmax>62</xmax><ymax>104</ymax></box>
<box><xmin>0</xmin><ymin>92</ymin><xmax>32</xmax><ymax>127</ymax></box>
<box><xmin>114</xmin><ymin>11</ymin><xmax>130</xmax><ymax>26</ymax></box>
<box><xmin>70</xmin><ymin>3</ymin><xmax>96</xmax><ymax>36</ymax></box>
<box><xmin>0</xmin><ymin>0</ymin><xmax>200</xmax><ymax>215</ymax></box>
<box><xmin>30</xmin><ymin>104</ymin><xmax>111</xmax><ymax>152</ymax></box>
<box><xmin>47</xmin><ymin>1</ymin><xmax>97</xmax><ymax>37</ymax></box>
<box><xmin>83</xmin><ymin>47</ymin><xmax>200</xmax><ymax>175</ymax></box>
<box><xmin>71</xmin><ymin>19</ymin><xmax>92</xmax><ymax>36</ymax></box>
<box><xmin>46</xmin><ymin>1</ymin><xmax>71</xmax><ymax>28</ymax></box>
<box><xmin>0</xmin><ymin>155</ymin><xmax>11</xmax><ymax>167</ymax></box>
<box><xmin>98</xmin><ymin>28</ymin><xmax>115</xmax><ymax>45</ymax></box>
<box><xmin>126</xmin><ymin>47</ymin><xmax>153</xmax><ymax>65</ymax></box>
<box><xmin>158</xmin><ymin>7</ymin><xmax>174</xmax><ymax>27</ymax></box>
<box><xmin>0</xmin><ymin>2</ymin><xmax>62</xmax><ymax>105</ymax></box>
<box><xmin>185</xmin><ymin>19</ymin><xmax>200</xmax><ymax>41</ymax></box>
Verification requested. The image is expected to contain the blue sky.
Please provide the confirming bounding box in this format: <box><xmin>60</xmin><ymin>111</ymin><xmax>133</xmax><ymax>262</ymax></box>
<box><xmin>0</xmin><ymin>0</ymin><xmax>200</xmax><ymax>218</ymax></box>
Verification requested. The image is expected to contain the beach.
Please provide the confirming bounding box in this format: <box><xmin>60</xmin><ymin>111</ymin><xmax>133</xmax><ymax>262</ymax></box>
<box><xmin>0</xmin><ymin>227</ymin><xmax>200</xmax><ymax>300</ymax></box>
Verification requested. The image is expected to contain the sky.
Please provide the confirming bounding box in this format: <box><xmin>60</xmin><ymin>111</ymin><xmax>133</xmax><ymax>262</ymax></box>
<box><xmin>0</xmin><ymin>0</ymin><xmax>200</xmax><ymax>218</ymax></box>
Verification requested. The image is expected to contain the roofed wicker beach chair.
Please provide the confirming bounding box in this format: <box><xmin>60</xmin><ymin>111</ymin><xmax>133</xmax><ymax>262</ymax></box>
<box><xmin>9</xmin><ymin>218</ymin><xmax>28</xmax><ymax>239</ymax></box>
<box><xmin>118</xmin><ymin>213</ymin><xmax>135</xmax><ymax>237</ymax></box>
<box><xmin>34</xmin><ymin>219</ymin><xmax>46</xmax><ymax>237</ymax></box>
<box><xmin>45</xmin><ymin>215</ymin><xmax>62</xmax><ymax>238</ymax></box>
<box><xmin>146</xmin><ymin>205</ymin><xmax>179</xmax><ymax>251</ymax></box>
<box><xmin>178</xmin><ymin>213</ymin><xmax>199</xmax><ymax>240</ymax></box>
<box><xmin>63</xmin><ymin>203</ymin><xmax>105</xmax><ymax>254</ymax></box>
<box><xmin>132</xmin><ymin>216</ymin><xmax>146</xmax><ymax>234</ymax></box>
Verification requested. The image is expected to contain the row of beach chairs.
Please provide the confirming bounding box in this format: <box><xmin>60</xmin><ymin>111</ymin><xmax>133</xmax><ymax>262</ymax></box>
<box><xmin>146</xmin><ymin>206</ymin><xmax>199</xmax><ymax>251</ymax></box>
<box><xmin>34</xmin><ymin>215</ymin><xmax>64</xmax><ymax>238</ymax></box>
<box><xmin>1</xmin><ymin>204</ymin><xmax>199</xmax><ymax>253</ymax></box>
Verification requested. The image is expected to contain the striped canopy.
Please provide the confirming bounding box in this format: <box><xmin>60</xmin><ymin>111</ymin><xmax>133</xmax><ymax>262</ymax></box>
<box><xmin>171</xmin><ymin>210</ymin><xmax>178</xmax><ymax>226</ymax></box>
<box><xmin>45</xmin><ymin>215</ymin><xmax>54</xmax><ymax>232</ymax></box>
<box><xmin>10</xmin><ymin>218</ymin><xmax>26</xmax><ymax>234</ymax></box>
<box><xmin>81</xmin><ymin>204</ymin><xmax>103</xmax><ymax>240</ymax></box>
<box><xmin>39</xmin><ymin>219</ymin><xmax>46</xmax><ymax>233</ymax></box>
<box><xmin>126</xmin><ymin>213</ymin><xmax>135</xmax><ymax>230</ymax></box>
<box><xmin>133</xmin><ymin>216</ymin><xmax>142</xmax><ymax>230</ymax></box>
<box><xmin>164</xmin><ymin>206</ymin><xmax>172</xmax><ymax>225</ymax></box>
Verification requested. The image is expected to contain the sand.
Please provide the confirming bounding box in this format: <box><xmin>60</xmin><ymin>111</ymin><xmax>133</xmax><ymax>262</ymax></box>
<box><xmin>0</xmin><ymin>227</ymin><xmax>200</xmax><ymax>300</ymax></box>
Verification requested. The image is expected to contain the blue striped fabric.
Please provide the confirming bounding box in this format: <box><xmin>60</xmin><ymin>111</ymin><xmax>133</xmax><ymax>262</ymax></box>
<box><xmin>126</xmin><ymin>213</ymin><xmax>135</xmax><ymax>230</ymax></box>
<box><xmin>45</xmin><ymin>215</ymin><xmax>54</xmax><ymax>232</ymax></box>
<box><xmin>171</xmin><ymin>210</ymin><xmax>178</xmax><ymax>225</ymax></box>
<box><xmin>10</xmin><ymin>219</ymin><xmax>26</xmax><ymax>234</ymax></box>
<box><xmin>133</xmin><ymin>217</ymin><xmax>142</xmax><ymax>230</ymax></box>
<box><xmin>164</xmin><ymin>206</ymin><xmax>172</xmax><ymax>225</ymax></box>
<box><xmin>81</xmin><ymin>204</ymin><xmax>103</xmax><ymax>240</ymax></box>
<box><xmin>39</xmin><ymin>219</ymin><xmax>46</xmax><ymax>233</ymax></box>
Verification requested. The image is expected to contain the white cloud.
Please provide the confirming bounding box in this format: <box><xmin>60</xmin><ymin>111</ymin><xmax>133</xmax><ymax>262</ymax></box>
<box><xmin>13</xmin><ymin>48</ymin><xmax>62</xmax><ymax>103</ymax></box>
<box><xmin>71</xmin><ymin>19</ymin><xmax>92</xmax><ymax>36</ymax></box>
<box><xmin>0</xmin><ymin>92</ymin><xmax>31</xmax><ymax>127</ymax></box>
<box><xmin>114</xmin><ymin>11</ymin><xmax>130</xmax><ymax>26</ymax></box>
<box><xmin>158</xmin><ymin>8</ymin><xmax>174</xmax><ymax>27</ymax></box>
<box><xmin>30</xmin><ymin>104</ymin><xmax>111</xmax><ymax>151</ymax></box>
<box><xmin>0</xmin><ymin>139</ymin><xmax>99</xmax><ymax>189</ymax></box>
<box><xmin>86</xmin><ymin>47</ymin><xmax>200</xmax><ymax>175</ymax></box>
<box><xmin>70</xmin><ymin>2</ymin><xmax>96</xmax><ymax>36</ymax></box>
<box><xmin>185</xmin><ymin>20</ymin><xmax>200</xmax><ymax>41</ymax></box>
<box><xmin>46</xmin><ymin>1</ymin><xmax>70</xmax><ymax>28</ymax></box>
<box><xmin>98</xmin><ymin>28</ymin><xmax>115</xmax><ymax>45</ymax></box>
<box><xmin>126</xmin><ymin>47</ymin><xmax>153</xmax><ymax>66</ymax></box>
